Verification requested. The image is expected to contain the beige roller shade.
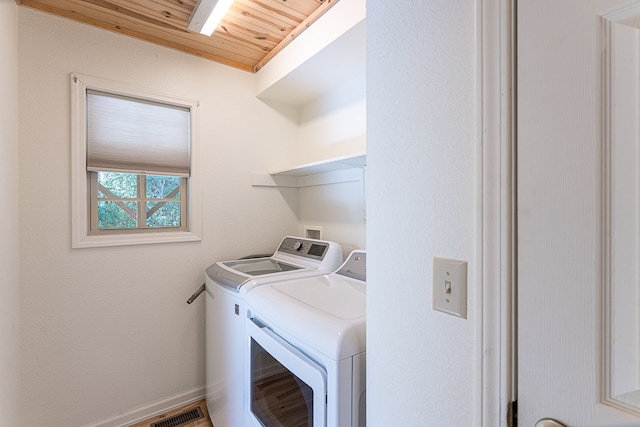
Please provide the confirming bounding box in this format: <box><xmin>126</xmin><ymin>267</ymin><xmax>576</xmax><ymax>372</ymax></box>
<box><xmin>86</xmin><ymin>90</ymin><xmax>190</xmax><ymax>177</ymax></box>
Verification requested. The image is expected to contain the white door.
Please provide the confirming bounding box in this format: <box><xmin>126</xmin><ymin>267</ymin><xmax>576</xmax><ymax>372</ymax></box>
<box><xmin>518</xmin><ymin>0</ymin><xmax>640</xmax><ymax>425</ymax></box>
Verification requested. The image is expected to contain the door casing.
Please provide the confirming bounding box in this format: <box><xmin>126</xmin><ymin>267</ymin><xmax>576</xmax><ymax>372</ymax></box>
<box><xmin>478</xmin><ymin>0</ymin><xmax>517</xmax><ymax>425</ymax></box>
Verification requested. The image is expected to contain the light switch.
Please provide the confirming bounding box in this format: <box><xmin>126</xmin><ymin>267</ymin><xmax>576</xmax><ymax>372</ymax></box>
<box><xmin>433</xmin><ymin>257</ymin><xmax>467</xmax><ymax>319</ymax></box>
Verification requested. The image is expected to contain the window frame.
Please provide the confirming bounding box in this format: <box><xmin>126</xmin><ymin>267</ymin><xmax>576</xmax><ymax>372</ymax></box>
<box><xmin>71</xmin><ymin>73</ymin><xmax>202</xmax><ymax>248</ymax></box>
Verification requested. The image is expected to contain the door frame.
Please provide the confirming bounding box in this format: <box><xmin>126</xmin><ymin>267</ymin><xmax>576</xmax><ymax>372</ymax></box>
<box><xmin>478</xmin><ymin>0</ymin><xmax>516</xmax><ymax>425</ymax></box>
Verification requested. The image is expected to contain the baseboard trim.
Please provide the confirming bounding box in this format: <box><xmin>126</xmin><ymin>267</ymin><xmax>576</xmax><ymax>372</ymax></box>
<box><xmin>81</xmin><ymin>387</ymin><xmax>206</xmax><ymax>427</ymax></box>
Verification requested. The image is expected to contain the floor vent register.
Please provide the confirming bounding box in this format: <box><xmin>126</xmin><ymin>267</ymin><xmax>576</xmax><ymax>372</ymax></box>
<box><xmin>150</xmin><ymin>407</ymin><xmax>204</xmax><ymax>427</ymax></box>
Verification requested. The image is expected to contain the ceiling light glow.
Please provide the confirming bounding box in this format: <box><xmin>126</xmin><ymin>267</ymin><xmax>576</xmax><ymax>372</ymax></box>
<box><xmin>188</xmin><ymin>0</ymin><xmax>234</xmax><ymax>36</ymax></box>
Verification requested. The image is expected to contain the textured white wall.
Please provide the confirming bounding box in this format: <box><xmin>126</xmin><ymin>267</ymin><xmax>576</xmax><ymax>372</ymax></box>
<box><xmin>18</xmin><ymin>8</ymin><xmax>300</xmax><ymax>427</ymax></box>
<box><xmin>0</xmin><ymin>1</ymin><xmax>20</xmax><ymax>426</ymax></box>
<box><xmin>297</xmin><ymin>178</ymin><xmax>366</xmax><ymax>255</ymax></box>
<box><xmin>296</xmin><ymin>74</ymin><xmax>367</xmax><ymax>254</ymax></box>
<box><xmin>297</xmin><ymin>74</ymin><xmax>366</xmax><ymax>164</ymax></box>
<box><xmin>366</xmin><ymin>1</ymin><xmax>478</xmax><ymax>426</ymax></box>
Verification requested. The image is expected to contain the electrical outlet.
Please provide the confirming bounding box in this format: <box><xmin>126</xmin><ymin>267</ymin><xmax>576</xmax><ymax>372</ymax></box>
<box><xmin>433</xmin><ymin>257</ymin><xmax>468</xmax><ymax>319</ymax></box>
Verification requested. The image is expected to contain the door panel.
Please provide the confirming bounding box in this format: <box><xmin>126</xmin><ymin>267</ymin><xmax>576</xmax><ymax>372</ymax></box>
<box><xmin>518</xmin><ymin>0</ymin><xmax>640</xmax><ymax>425</ymax></box>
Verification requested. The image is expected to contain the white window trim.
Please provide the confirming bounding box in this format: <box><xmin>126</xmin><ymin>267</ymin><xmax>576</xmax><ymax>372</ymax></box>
<box><xmin>71</xmin><ymin>72</ymin><xmax>202</xmax><ymax>248</ymax></box>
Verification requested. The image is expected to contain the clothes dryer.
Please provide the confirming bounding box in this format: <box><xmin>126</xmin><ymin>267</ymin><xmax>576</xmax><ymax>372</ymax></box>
<box><xmin>204</xmin><ymin>237</ymin><xmax>343</xmax><ymax>427</ymax></box>
<box><xmin>245</xmin><ymin>250</ymin><xmax>366</xmax><ymax>427</ymax></box>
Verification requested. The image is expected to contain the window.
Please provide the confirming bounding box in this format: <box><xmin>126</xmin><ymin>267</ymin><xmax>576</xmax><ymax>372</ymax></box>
<box><xmin>71</xmin><ymin>73</ymin><xmax>201</xmax><ymax>248</ymax></box>
<box><xmin>91</xmin><ymin>172</ymin><xmax>186</xmax><ymax>230</ymax></box>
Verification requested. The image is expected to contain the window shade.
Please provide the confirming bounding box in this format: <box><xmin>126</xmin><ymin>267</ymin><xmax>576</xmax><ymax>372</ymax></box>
<box><xmin>86</xmin><ymin>90</ymin><xmax>190</xmax><ymax>177</ymax></box>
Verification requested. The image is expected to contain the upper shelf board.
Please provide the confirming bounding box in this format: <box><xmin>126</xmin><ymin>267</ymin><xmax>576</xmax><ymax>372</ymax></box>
<box><xmin>256</xmin><ymin>20</ymin><xmax>366</xmax><ymax>105</ymax></box>
<box><xmin>254</xmin><ymin>0</ymin><xmax>366</xmax><ymax>106</ymax></box>
<box><xmin>251</xmin><ymin>153</ymin><xmax>366</xmax><ymax>188</ymax></box>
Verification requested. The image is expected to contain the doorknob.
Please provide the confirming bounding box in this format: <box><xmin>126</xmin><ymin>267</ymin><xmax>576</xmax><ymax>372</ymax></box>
<box><xmin>535</xmin><ymin>419</ymin><xmax>568</xmax><ymax>427</ymax></box>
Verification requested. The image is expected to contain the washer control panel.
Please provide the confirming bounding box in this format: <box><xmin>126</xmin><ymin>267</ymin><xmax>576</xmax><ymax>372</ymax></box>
<box><xmin>277</xmin><ymin>237</ymin><xmax>329</xmax><ymax>260</ymax></box>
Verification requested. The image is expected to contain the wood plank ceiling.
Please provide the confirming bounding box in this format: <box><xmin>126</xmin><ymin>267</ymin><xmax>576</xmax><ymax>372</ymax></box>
<box><xmin>15</xmin><ymin>0</ymin><xmax>339</xmax><ymax>72</ymax></box>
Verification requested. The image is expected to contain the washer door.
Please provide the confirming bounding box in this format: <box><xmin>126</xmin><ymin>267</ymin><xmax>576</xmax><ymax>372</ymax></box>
<box><xmin>247</xmin><ymin>318</ymin><xmax>327</xmax><ymax>426</ymax></box>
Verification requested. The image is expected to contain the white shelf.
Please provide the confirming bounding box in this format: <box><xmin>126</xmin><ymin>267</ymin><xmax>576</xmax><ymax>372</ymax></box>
<box><xmin>252</xmin><ymin>153</ymin><xmax>366</xmax><ymax>188</ymax></box>
<box><xmin>256</xmin><ymin>20</ymin><xmax>366</xmax><ymax>106</ymax></box>
<box><xmin>254</xmin><ymin>0</ymin><xmax>366</xmax><ymax>106</ymax></box>
<box><xmin>271</xmin><ymin>153</ymin><xmax>366</xmax><ymax>176</ymax></box>
<box><xmin>251</xmin><ymin>0</ymin><xmax>367</xmax><ymax>188</ymax></box>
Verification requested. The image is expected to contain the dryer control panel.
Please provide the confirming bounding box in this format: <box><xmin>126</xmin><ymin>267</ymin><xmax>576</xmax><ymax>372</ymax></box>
<box><xmin>337</xmin><ymin>250</ymin><xmax>366</xmax><ymax>282</ymax></box>
<box><xmin>277</xmin><ymin>237</ymin><xmax>329</xmax><ymax>260</ymax></box>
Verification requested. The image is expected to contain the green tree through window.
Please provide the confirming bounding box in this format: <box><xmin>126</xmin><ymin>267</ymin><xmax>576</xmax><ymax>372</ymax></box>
<box><xmin>96</xmin><ymin>172</ymin><xmax>183</xmax><ymax>230</ymax></box>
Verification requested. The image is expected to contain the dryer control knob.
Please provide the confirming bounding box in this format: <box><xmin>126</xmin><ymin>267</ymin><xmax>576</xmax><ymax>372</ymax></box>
<box><xmin>293</xmin><ymin>241</ymin><xmax>303</xmax><ymax>251</ymax></box>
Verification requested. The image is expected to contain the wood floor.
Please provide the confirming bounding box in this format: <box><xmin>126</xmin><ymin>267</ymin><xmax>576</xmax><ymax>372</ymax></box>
<box><xmin>129</xmin><ymin>399</ymin><xmax>213</xmax><ymax>427</ymax></box>
<box><xmin>131</xmin><ymin>371</ymin><xmax>311</xmax><ymax>427</ymax></box>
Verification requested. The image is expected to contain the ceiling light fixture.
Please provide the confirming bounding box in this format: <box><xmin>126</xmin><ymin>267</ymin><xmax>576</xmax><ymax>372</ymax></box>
<box><xmin>188</xmin><ymin>0</ymin><xmax>235</xmax><ymax>36</ymax></box>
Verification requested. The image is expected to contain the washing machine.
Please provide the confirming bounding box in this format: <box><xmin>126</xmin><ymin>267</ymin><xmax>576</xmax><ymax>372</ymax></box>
<box><xmin>245</xmin><ymin>250</ymin><xmax>366</xmax><ymax>427</ymax></box>
<box><xmin>204</xmin><ymin>236</ymin><xmax>343</xmax><ymax>427</ymax></box>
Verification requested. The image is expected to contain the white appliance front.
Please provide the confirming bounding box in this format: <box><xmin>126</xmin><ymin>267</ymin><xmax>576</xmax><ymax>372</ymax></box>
<box><xmin>247</xmin><ymin>318</ymin><xmax>327</xmax><ymax>426</ymax></box>
<box><xmin>204</xmin><ymin>237</ymin><xmax>343</xmax><ymax>427</ymax></box>
<box><xmin>245</xmin><ymin>250</ymin><xmax>367</xmax><ymax>427</ymax></box>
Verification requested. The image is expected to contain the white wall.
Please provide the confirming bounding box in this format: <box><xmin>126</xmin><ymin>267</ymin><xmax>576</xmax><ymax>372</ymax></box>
<box><xmin>297</xmin><ymin>75</ymin><xmax>366</xmax><ymax>164</ymax></box>
<box><xmin>296</xmin><ymin>74</ymin><xmax>367</xmax><ymax>253</ymax></box>
<box><xmin>18</xmin><ymin>8</ymin><xmax>300</xmax><ymax>427</ymax></box>
<box><xmin>367</xmin><ymin>0</ymin><xmax>478</xmax><ymax>426</ymax></box>
<box><xmin>0</xmin><ymin>1</ymin><xmax>20</xmax><ymax>425</ymax></box>
<box><xmin>297</xmin><ymin>177</ymin><xmax>366</xmax><ymax>254</ymax></box>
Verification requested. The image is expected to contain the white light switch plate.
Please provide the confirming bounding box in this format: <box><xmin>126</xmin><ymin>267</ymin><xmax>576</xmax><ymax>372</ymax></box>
<box><xmin>433</xmin><ymin>257</ymin><xmax>468</xmax><ymax>319</ymax></box>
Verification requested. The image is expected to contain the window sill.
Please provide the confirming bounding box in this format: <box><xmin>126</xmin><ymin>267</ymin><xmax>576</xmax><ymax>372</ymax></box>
<box><xmin>72</xmin><ymin>230</ymin><xmax>201</xmax><ymax>249</ymax></box>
